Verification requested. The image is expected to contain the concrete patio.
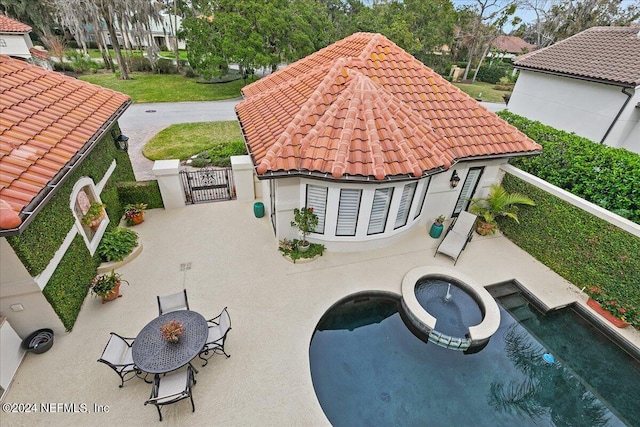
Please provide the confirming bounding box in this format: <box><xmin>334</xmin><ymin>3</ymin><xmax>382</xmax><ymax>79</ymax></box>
<box><xmin>3</xmin><ymin>200</ymin><xmax>639</xmax><ymax>426</ymax></box>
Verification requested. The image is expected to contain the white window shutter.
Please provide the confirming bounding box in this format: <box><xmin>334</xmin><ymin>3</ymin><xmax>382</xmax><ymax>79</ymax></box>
<box><xmin>394</xmin><ymin>182</ymin><xmax>417</xmax><ymax>229</ymax></box>
<box><xmin>336</xmin><ymin>189</ymin><xmax>362</xmax><ymax>236</ymax></box>
<box><xmin>306</xmin><ymin>185</ymin><xmax>327</xmax><ymax>233</ymax></box>
<box><xmin>368</xmin><ymin>187</ymin><xmax>393</xmax><ymax>235</ymax></box>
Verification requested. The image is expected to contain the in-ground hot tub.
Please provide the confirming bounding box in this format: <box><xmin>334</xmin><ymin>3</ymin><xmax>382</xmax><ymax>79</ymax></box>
<box><xmin>400</xmin><ymin>267</ymin><xmax>500</xmax><ymax>352</ymax></box>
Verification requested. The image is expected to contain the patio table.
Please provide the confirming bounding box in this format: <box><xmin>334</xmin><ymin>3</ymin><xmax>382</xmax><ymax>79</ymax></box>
<box><xmin>132</xmin><ymin>310</ymin><xmax>208</xmax><ymax>374</ymax></box>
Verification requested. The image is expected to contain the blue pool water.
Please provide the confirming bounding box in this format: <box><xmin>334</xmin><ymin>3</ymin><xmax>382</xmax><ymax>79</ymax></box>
<box><xmin>309</xmin><ymin>293</ymin><xmax>640</xmax><ymax>426</ymax></box>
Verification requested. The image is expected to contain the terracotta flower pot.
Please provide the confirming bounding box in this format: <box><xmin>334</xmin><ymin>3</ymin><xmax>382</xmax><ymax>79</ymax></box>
<box><xmin>89</xmin><ymin>208</ymin><xmax>106</xmax><ymax>231</ymax></box>
<box><xmin>587</xmin><ymin>298</ymin><xmax>629</xmax><ymax>328</ymax></box>
<box><xmin>475</xmin><ymin>221</ymin><xmax>495</xmax><ymax>236</ymax></box>
<box><xmin>129</xmin><ymin>212</ymin><xmax>144</xmax><ymax>225</ymax></box>
<box><xmin>102</xmin><ymin>282</ymin><xmax>122</xmax><ymax>304</ymax></box>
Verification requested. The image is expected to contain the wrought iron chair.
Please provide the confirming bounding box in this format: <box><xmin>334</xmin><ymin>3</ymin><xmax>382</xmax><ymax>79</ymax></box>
<box><xmin>199</xmin><ymin>307</ymin><xmax>232</xmax><ymax>367</ymax></box>
<box><xmin>157</xmin><ymin>289</ymin><xmax>189</xmax><ymax>316</ymax></box>
<box><xmin>144</xmin><ymin>365</ymin><xmax>196</xmax><ymax>422</ymax></box>
<box><xmin>97</xmin><ymin>332</ymin><xmax>139</xmax><ymax>388</ymax></box>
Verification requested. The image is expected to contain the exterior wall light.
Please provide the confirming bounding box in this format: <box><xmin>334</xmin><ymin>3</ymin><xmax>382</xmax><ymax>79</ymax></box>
<box><xmin>450</xmin><ymin>170</ymin><xmax>461</xmax><ymax>188</ymax></box>
<box><xmin>115</xmin><ymin>134</ymin><xmax>129</xmax><ymax>152</ymax></box>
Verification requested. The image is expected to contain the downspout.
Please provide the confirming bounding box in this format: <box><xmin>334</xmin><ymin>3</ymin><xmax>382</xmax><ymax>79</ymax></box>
<box><xmin>600</xmin><ymin>87</ymin><xmax>634</xmax><ymax>144</ymax></box>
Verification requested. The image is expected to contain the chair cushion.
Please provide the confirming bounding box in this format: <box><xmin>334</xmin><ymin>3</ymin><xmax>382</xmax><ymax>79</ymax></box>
<box><xmin>155</xmin><ymin>370</ymin><xmax>189</xmax><ymax>404</ymax></box>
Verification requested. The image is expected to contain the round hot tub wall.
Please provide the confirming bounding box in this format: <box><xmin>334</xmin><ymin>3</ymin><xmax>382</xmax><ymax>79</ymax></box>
<box><xmin>401</xmin><ymin>267</ymin><xmax>501</xmax><ymax>353</ymax></box>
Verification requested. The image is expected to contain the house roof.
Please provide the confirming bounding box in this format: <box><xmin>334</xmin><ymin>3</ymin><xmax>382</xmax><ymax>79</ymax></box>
<box><xmin>514</xmin><ymin>26</ymin><xmax>640</xmax><ymax>87</ymax></box>
<box><xmin>236</xmin><ymin>33</ymin><xmax>540</xmax><ymax>181</ymax></box>
<box><xmin>491</xmin><ymin>35</ymin><xmax>536</xmax><ymax>54</ymax></box>
<box><xmin>0</xmin><ymin>15</ymin><xmax>32</xmax><ymax>33</ymax></box>
<box><xmin>0</xmin><ymin>55</ymin><xmax>131</xmax><ymax>232</ymax></box>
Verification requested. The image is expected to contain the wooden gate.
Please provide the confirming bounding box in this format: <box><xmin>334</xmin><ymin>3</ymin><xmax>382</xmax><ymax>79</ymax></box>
<box><xmin>180</xmin><ymin>167</ymin><xmax>235</xmax><ymax>204</ymax></box>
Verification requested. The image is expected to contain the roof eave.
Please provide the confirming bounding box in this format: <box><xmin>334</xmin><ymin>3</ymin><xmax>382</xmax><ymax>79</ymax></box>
<box><xmin>514</xmin><ymin>65</ymin><xmax>639</xmax><ymax>88</ymax></box>
<box><xmin>254</xmin><ymin>166</ymin><xmax>449</xmax><ymax>183</ymax></box>
<box><xmin>0</xmin><ymin>99</ymin><xmax>133</xmax><ymax>238</ymax></box>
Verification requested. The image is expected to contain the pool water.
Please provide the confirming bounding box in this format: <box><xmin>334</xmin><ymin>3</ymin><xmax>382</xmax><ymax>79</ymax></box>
<box><xmin>309</xmin><ymin>293</ymin><xmax>640</xmax><ymax>426</ymax></box>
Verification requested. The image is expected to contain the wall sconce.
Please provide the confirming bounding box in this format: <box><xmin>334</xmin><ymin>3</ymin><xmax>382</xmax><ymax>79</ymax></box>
<box><xmin>115</xmin><ymin>134</ymin><xmax>129</xmax><ymax>152</ymax></box>
<box><xmin>450</xmin><ymin>170</ymin><xmax>461</xmax><ymax>188</ymax></box>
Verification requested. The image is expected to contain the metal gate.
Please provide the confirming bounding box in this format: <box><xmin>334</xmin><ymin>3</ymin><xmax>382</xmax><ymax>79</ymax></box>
<box><xmin>180</xmin><ymin>167</ymin><xmax>235</xmax><ymax>204</ymax></box>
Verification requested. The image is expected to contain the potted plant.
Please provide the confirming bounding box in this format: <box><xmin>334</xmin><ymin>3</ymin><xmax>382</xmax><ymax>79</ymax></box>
<box><xmin>291</xmin><ymin>207</ymin><xmax>318</xmax><ymax>252</ymax></box>
<box><xmin>469</xmin><ymin>184</ymin><xmax>535</xmax><ymax>235</ymax></box>
<box><xmin>160</xmin><ymin>320</ymin><xmax>184</xmax><ymax>343</ymax></box>
<box><xmin>81</xmin><ymin>201</ymin><xmax>106</xmax><ymax>231</ymax></box>
<box><xmin>429</xmin><ymin>215</ymin><xmax>446</xmax><ymax>238</ymax></box>
<box><xmin>90</xmin><ymin>269</ymin><xmax>128</xmax><ymax>303</ymax></box>
<box><xmin>124</xmin><ymin>203</ymin><xmax>147</xmax><ymax>226</ymax></box>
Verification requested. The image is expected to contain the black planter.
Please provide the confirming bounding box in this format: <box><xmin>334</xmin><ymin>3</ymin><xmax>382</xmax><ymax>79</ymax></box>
<box><xmin>21</xmin><ymin>328</ymin><xmax>54</xmax><ymax>354</ymax></box>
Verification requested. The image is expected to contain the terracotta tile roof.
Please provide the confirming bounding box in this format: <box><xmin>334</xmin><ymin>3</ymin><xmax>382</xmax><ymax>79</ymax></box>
<box><xmin>0</xmin><ymin>15</ymin><xmax>31</xmax><ymax>33</ymax></box>
<box><xmin>514</xmin><ymin>26</ymin><xmax>640</xmax><ymax>86</ymax></box>
<box><xmin>29</xmin><ymin>47</ymin><xmax>49</xmax><ymax>60</ymax></box>
<box><xmin>237</xmin><ymin>33</ymin><xmax>541</xmax><ymax>180</ymax></box>
<box><xmin>0</xmin><ymin>55</ymin><xmax>131</xmax><ymax>229</ymax></box>
<box><xmin>491</xmin><ymin>35</ymin><xmax>536</xmax><ymax>54</ymax></box>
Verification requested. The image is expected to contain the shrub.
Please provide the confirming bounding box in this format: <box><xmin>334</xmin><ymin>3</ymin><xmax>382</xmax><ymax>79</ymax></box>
<box><xmin>190</xmin><ymin>157</ymin><xmax>210</xmax><ymax>168</ymax></box>
<box><xmin>206</xmin><ymin>141</ymin><xmax>246</xmax><ymax>167</ymax></box>
<box><xmin>498</xmin><ymin>111</ymin><xmax>640</xmax><ymax>223</ymax></box>
<box><xmin>476</xmin><ymin>64</ymin><xmax>512</xmax><ymax>84</ymax></box>
<box><xmin>155</xmin><ymin>58</ymin><xmax>177</xmax><ymax>74</ymax></box>
<box><xmin>127</xmin><ymin>56</ymin><xmax>152</xmax><ymax>72</ymax></box>
<box><xmin>499</xmin><ymin>174</ymin><xmax>640</xmax><ymax>328</ymax></box>
<box><xmin>97</xmin><ymin>227</ymin><xmax>139</xmax><ymax>262</ymax></box>
<box><xmin>278</xmin><ymin>238</ymin><xmax>325</xmax><ymax>263</ymax></box>
<box><xmin>116</xmin><ymin>180</ymin><xmax>164</xmax><ymax>210</ymax></box>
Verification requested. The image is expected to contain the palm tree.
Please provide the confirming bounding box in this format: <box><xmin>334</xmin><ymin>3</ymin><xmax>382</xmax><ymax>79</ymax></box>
<box><xmin>469</xmin><ymin>183</ymin><xmax>535</xmax><ymax>235</ymax></box>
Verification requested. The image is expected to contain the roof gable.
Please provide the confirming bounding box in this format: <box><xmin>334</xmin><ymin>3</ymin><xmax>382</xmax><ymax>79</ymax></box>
<box><xmin>514</xmin><ymin>26</ymin><xmax>640</xmax><ymax>86</ymax></box>
<box><xmin>0</xmin><ymin>55</ymin><xmax>131</xmax><ymax>227</ymax></box>
<box><xmin>237</xmin><ymin>33</ymin><xmax>540</xmax><ymax>181</ymax></box>
<box><xmin>491</xmin><ymin>35</ymin><xmax>536</xmax><ymax>54</ymax></box>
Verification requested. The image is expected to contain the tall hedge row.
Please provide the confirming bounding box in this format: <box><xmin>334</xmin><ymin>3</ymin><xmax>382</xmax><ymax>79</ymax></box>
<box><xmin>499</xmin><ymin>174</ymin><xmax>640</xmax><ymax>328</ymax></box>
<box><xmin>498</xmin><ymin>111</ymin><xmax>640</xmax><ymax>224</ymax></box>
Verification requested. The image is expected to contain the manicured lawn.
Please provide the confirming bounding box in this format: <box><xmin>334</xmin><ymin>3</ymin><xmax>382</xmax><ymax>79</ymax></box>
<box><xmin>143</xmin><ymin>121</ymin><xmax>243</xmax><ymax>160</ymax></box>
<box><xmin>78</xmin><ymin>72</ymin><xmax>254</xmax><ymax>103</ymax></box>
<box><xmin>452</xmin><ymin>81</ymin><xmax>510</xmax><ymax>103</ymax></box>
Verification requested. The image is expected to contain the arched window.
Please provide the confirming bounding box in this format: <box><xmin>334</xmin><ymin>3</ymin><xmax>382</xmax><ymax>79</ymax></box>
<box><xmin>70</xmin><ymin>178</ymin><xmax>109</xmax><ymax>255</ymax></box>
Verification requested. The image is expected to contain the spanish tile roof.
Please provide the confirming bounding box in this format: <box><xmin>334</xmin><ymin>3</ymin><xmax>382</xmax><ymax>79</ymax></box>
<box><xmin>0</xmin><ymin>15</ymin><xmax>32</xmax><ymax>33</ymax></box>
<box><xmin>29</xmin><ymin>47</ymin><xmax>49</xmax><ymax>60</ymax></box>
<box><xmin>514</xmin><ymin>26</ymin><xmax>640</xmax><ymax>86</ymax></box>
<box><xmin>237</xmin><ymin>33</ymin><xmax>540</xmax><ymax>181</ymax></box>
<box><xmin>0</xmin><ymin>55</ymin><xmax>131</xmax><ymax>229</ymax></box>
<box><xmin>491</xmin><ymin>35</ymin><xmax>536</xmax><ymax>54</ymax></box>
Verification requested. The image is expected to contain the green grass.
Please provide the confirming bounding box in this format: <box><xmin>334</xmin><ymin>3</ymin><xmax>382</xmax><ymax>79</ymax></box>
<box><xmin>452</xmin><ymin>81</ymin><xmax>509</xmax><ymax>103</ymax></box>
<box><xmin>78</xmin><ymin>72</ymin><xmax>253</xmax><ymax>103</ymax></box>
<box><xmin>143</xmin><ymin>121</ymin><xmax>243</xmax><ymax>160</ymax></box>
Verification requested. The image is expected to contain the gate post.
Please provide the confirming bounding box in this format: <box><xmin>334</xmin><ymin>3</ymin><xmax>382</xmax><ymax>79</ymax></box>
<box><xmin>152</xmin><ymin>159</ymin><xmax>185</xmax><ymax>209</ymax></box>
<box><xmin>231</xmin><ymin>155</ymin><xmax>255</xmax><ymax>202</ymax></box>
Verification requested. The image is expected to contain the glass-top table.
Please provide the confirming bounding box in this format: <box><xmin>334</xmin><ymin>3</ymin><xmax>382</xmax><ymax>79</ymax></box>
<box><xmin>132</xmin><ymin>310</ymin><xmax>208</xmax><ymax>374</ymax></box>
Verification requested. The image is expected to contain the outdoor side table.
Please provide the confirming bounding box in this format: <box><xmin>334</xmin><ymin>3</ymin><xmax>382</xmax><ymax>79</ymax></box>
<box><xmin>132</xmin><ymin>310</ymin><xmax>208</xmax><ymax>374</ymax></box>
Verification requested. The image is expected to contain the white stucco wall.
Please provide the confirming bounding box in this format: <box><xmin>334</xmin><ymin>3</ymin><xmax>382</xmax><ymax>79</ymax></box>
<box><xmin>260</xmin><ymin>159</ymin><xmax>509</xmax><ymax>252</ymax></box>
<box><xmin>509</xmin><ymin>71</ymin><xmax>640</xmax><ymax>154</ymax></box>
<box><xmin>0</xmin><ymin>33</ymin><xmax>33</xmax><ymax>58</ymax></box>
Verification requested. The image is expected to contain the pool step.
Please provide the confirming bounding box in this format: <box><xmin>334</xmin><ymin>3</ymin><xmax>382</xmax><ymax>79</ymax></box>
<box><xmin>487</xmin><ymin>282</ymin><xmax>521</xmax><ymax>299</ymax></box>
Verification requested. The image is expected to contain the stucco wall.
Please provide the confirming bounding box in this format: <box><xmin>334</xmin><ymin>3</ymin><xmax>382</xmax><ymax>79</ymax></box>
<box><xmin>0</xmin><ymin>33</ymin><xmax>33</xmax><ymax>58</ymax></box>
<box><xmin>508</xmin><ymin>71</ymin><xmax>639</xmax><ymax>153</ymax></box>
<box><xmin>262</xmin><ymin>160</ymin><xmax>508</xmax><ymax>252</ymax></box>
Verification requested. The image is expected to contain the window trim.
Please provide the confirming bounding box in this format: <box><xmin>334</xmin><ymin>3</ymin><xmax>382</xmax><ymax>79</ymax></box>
<box><xmin>70</xmin><ymin>178</ymin><xmax>109</xmax><ymax>255</ymax></box>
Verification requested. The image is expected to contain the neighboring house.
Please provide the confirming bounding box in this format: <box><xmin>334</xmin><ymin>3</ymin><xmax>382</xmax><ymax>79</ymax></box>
<box><xmin>0</xmin><ymin>55</ymin><xmax>132</xmax><ymax>344</ymax></box>
<box><xmin>508</xmin><ymin>26</ymin><xmax>640</xmax><ymax>154</ymax></box>
<box><xmin>487</xmin><ymin>35</ymin><xmax>536</xmax><ymax>60</ymax></box>
<box><xmin>235</xmin><ymin>33</ymin><xmax>541</xmax><ymax>252</ymax></box>
<box><xmin>0</xmin><ymin>15</ymin><xmax>51</xmax><ymax>70</ymax></box>
<box><xmin>89</xmin><ymin>13</ymin><xmax>185</xmax><ymax>51</ymax></box>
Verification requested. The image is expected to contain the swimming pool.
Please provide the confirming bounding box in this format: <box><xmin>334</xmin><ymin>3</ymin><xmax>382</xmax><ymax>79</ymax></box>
<box><xmin>309</xmin><ymin>289</ymin><xmax>640</xmax><ymax>426</ymax></box>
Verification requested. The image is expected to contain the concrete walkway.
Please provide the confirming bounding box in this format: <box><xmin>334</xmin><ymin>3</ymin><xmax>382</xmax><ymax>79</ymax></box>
<box><xmin>3</xmin><ymin>201</ymin><xmax>638</xmax><ymax>426</ymax></box>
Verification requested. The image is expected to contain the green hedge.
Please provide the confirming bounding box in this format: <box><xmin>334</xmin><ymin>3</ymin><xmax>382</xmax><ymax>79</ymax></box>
<box><xmin>498</xmin><ymin>111</ymin><xmax>640</xmax><ymax>224</ymax></box>
<box><xmin>499</xmin><ymin>174</ymin><xmax>640</xmax><ymax>327</ymax></box>
<box><xmin>117</xmin><ymin>180</ymin><xmax>164</xmax><ymax>210</ymax></box>
<box><xmin>42</xmin><ymin>234</ymin><xmax>100</xmax><ymax>330</ymax></box>
<box><xmin>476</xmin><ymin>63</ymin><xmax>512</xmax><ymax>84</ymax></box>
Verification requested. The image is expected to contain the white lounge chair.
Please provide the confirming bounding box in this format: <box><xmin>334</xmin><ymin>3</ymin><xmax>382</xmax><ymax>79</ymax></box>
<box><xmin>434</xmin><ymin>211</ymin><xmax>477</xmax><ymax>265</ymax></box>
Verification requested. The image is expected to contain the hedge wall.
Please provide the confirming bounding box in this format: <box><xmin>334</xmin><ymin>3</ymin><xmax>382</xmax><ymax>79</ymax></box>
<box><xmin>117</xmin><ymin>180</ymin><xmax>164</xmax><ymax>209</ymax></box>
<box><xmin>499</xmin><ymin>174</ymin><xmax>640</xmax><ymax>328</ymax></box>
<box><xmin>7</xmin><ymin>125</ymin><xmax>137</xmax><ymax>330</ymax></box>
<box><xmin>498</xmin><ymin>111</ymin><xmax>640</xmax><ymax>224</ymax></box>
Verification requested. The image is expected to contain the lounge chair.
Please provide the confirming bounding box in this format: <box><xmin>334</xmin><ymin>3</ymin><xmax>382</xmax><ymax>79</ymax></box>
<box><xmin>157</xmin><ymin>289</ymin><xmax>189</xmax><ymax>316</ymax></box>
<box><xmin>434</xmin><ymin>211</ymin><xmax>477</xmax><ymax>265</ymax></box>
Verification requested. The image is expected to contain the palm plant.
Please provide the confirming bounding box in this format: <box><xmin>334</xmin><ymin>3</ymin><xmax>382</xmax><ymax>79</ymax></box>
<box><xmin>469</xmin><ymin>184</ymin><xmax>535</xmax><ymax>235</ymax></box>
